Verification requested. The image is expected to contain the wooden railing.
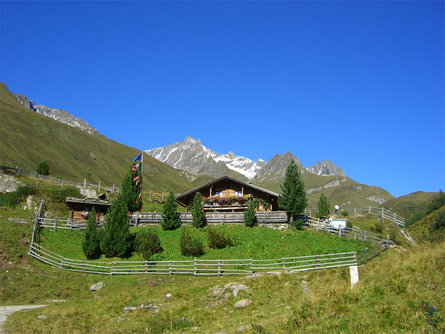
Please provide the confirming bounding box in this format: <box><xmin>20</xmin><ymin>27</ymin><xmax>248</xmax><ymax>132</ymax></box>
<box><xmin>306</xmin><ymin>206</ymin><xmax>405</xmax><ymax>227</ymax></box>
<box><xmin>28</xmin><ymin>241</ymin><xmax>357</xmax><ymax>276</ymax></box>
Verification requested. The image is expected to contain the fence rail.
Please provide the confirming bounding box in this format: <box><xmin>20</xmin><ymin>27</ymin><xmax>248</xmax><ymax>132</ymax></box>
<box><xmin>305</xmin><ymin>205</ymin><xmax>405</xmax><ymax>227</ymax></box>
<box><xmin>28</xmin><ymin>241</ymin><xmax>358</xmax><ymax>276</ymax></box>
<box><xmin>27</xmin><ymin>200</ymin><xmax>391</xmax><ymax>276</ymax></box>
<box><xmin>130</xmin><ymin>211</ymin><xmax>288</xmax><ymax>225</ymax></box>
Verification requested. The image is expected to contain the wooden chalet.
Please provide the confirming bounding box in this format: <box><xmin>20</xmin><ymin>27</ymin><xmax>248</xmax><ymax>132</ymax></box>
<box><xmin>176</xmin><ymin>176</ymin><xmax>280</xmax><ymax>212</ymax></box>
<box><xmin>66</xmin><ymin>197</ymin><xmax>111</xmax><ymax>222</ymax></box>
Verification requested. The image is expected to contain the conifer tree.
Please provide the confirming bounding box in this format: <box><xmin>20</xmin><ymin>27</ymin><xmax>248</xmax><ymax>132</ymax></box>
<box><xmin>82</xmin><ymin>208</ymin><xmax>102</xmax><ymax>259</ymax></box>
<box><xmin>244</xmin><ymin>200</ymin><xmax>257</xmax><ymax>227</ymax></box>
<box><xmin>100</xmin><ymin>194</ymin><xmax>133</xmax><ymax>257</ymax></box>
<box><xmin>278</xmin><ymin>160</ymin><xmax>308</xmax><ymax>222</ymax></box>
<box><xmin>191</xmin><ymin>192</ymin><xmax>207</xmax><ymax>228</ymax></box>
<box><xmin>37</xmin><ymin>161</ymin><xmax>49</xmax><ymax>176</ymax></box>
<box><xmin>161</xmin><ymin>191</ymin><xmax>181</xmax><ymax>230</ymax></box>
<box><xmin>120</xmin><ymin>168</ymin><xmax>142</xmax><ymax>214</ymax></box>
<box><xmin>317</xmin><ymin>193</ymin><xmax>330</xmax><ymax>218</ymax></box>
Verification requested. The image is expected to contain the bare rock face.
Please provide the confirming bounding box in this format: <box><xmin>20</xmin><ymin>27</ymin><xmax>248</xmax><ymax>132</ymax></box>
<box><xmin>307</xmin><ymin>160</ymin><xmax>345</xmax><ymax>177</ymax></box>
<box><xmin>13</xmin><ymin>93</ymin><xmax>99</xmax><ymax>135</ymax></box>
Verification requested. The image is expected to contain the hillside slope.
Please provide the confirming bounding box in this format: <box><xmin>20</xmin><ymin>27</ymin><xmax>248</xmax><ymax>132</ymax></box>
<box><xmin>0</xmin><ymin>83</ymin><xmax>211</xmax><ymax>193</ymax></box>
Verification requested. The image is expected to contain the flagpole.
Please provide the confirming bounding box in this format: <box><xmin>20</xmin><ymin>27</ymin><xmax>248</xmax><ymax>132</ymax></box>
<box><xmin>140</xmin><ymin>152</ymin><xmax>143</xmax><ymax>210</ymax></box>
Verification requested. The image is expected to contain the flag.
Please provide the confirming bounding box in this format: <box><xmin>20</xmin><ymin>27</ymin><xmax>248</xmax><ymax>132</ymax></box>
<box><xmin>133</xmin><ymin>175</ymin><xmax>140</xmax><ymax>182</ymax></box>
<box><xmin>132</xmin><ymin>163</ymin><xmax>140</xmax><ymax>171</ymax></box>
<box><xmin>133</xmin><ymin>153</ymin><xmax>142</xmax><ymax>162</ymax></box>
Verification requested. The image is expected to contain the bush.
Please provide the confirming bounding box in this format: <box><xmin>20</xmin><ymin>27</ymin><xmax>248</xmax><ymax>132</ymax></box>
<box><xmin>37</xmin><ymin>161</ymin><xmax>49</xmax><ymax>175</ymax></box>
<box><xmin>207</xmin><ymin>227</ymin><xmax>234</xmax><ymax>249</ymax></box>
<box><xmin>180</xmin><ymin>228</ymin><xmax>204</xmax><ymax>257</ymax></box>
<box><xmin>244</xmin><ymin>200</ymin><xmax>257</xmax><ymax>227</ymax></box>
<box><xmin>134</xmin><ymin>228</ymin><xmax>163</xmax><ymax>260</ymax></box>
<box><xmin>0</xmin><ymin>185</ymin><xmax>37</xmax><ymax>208</ymax></box>
<box><xmin>341</xmin><ymin>211</ymin><xmax>349</xmax><ymax>217</ymax></box>
<box><xmin>81</xmin><ymin>208</ymin><xmax>102</xmax><ymax>259</ymax></box>
<box><xmin>435</xmin><ymin>208</ymin><xmax>445</xmax><ymax>229</ymax></box>
<box><xmin>346</xmin><ymin>220</ymin><xmax>353</xmax><ymax>228</ymax></box>
<box><xmin>291</xmin><ymin>218</ymin><xmax>304</xmax><ymax>230</ymax></box>
<box><xmin>49</xmin><ymin>187</ymin><xmax>82</xmax><ymax>203</ymax></box>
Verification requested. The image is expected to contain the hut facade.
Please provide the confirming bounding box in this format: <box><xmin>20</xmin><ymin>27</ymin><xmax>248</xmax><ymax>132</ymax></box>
<box><xmin>65</xmin><ymin>197</ymin><xmax>111</xmax><ymax>222</ymax></box>
<box><xmin>175</xmin><ymin>176</ymin><xmax>280</xmax><ymax>212</ymax></box>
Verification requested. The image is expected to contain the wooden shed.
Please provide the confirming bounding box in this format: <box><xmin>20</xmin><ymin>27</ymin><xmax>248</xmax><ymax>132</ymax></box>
<box><xmin>176</xmin><ymin>176</ymin><xmax>280</xmax><ymax>212</ymax></box>
<box><xmin>66</xmin><ymin>197</ymin><xmax>111</xmax><ymax>223</ymax></box>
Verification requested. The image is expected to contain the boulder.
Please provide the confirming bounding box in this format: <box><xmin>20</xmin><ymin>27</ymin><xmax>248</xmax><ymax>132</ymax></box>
<box><xmin>234</xmin><ymin>299</ymin><xmax>251</xmax><ymax>309</ymax></box>
<box><xmin>224</xmin><ymin>282</ymin><xmax>248</xmax><ymax>297</ymax></box>
<box><xmin>89</xmin><ymin>282</ymin><xmax>105</xmax><ymax>291</ymax></box>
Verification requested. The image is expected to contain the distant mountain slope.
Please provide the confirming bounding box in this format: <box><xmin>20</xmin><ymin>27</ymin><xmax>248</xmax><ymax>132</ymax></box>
<box><xmin>14</xmin><ymin>93</ymin><xmax>98</xmax><ymax>135</ymax></box>
<box><xmin>0</xmin><ymin>82</ymin><xmax>212</xmax><ymax>193</ymax></box>
<box><xmin>408</xmin><ymin>205</ymin><xmax>445</xmax><ymax>243</ymax></box>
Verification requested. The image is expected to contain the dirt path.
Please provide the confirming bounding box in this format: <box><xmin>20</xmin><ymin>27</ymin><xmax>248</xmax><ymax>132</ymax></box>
<box><xmin>0</xmin><ymin>305</ymin><xmax>46</xmax><ymax>334</ymax></box>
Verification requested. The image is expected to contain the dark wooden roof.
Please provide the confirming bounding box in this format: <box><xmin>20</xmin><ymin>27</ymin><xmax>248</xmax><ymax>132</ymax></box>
<box><xmin>65</xmin><ymin>197</ymin><xmax>111</xmax><ymax>206</ymax></box>
<box><xmin>175</xmin><ymin>176</ymin><xmax>280</xmax><ymax>208</ymax></box>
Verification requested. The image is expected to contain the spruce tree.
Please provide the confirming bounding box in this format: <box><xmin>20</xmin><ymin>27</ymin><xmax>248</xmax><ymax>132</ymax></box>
<box><xmin>82</xmin><ymin>208</ymin><xmax>102</xmax><ymax>259</ymax></box>
<box><xmin>317</xmin><ymin>193</ymin><xmax>330</xmax><ymax>218</ymax></box>
<box><xmin>278</xmin><ymin>160</ymin><xmax>308</xmax><ymax>222</ymax></box>
<box><xmin>244</xmin><ymin>200</ymin><xmax>257</xmax><ymax>227</ymax></box>
<box><xmin>100</xmin><ymin>194</ymin><xmax>133</xmax><ymax>257</ymax></box>
<box><xmin>120</xmin><ymin>168</ymin><xmax>142</xmax><ymax>214</ymax></box>
<box><xmin>37</xmin><ymin>161</ymin><xmax>49</xmax><ymax>175</ymax></box>
<box><xmin>161</xmin><ymin>191</ymin><xmax>181</xmax><ymax>230</ymax></box>
<box><xmin>191</xmin><ymin>192</ymin><xmax>207</xmax><ymax>228</ymax></box>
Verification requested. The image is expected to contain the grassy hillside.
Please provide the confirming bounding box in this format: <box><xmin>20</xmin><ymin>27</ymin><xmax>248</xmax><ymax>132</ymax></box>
<box><xmin>0</xmin><ymin>82</ymin><xmax>213</xmax><ymax>194</ymax></box>
<box><xmin>383</xmin><ymin>191</ymin><xmax>440</xmax><ymax>226</ymax></box>
<box><xmin>408</xmin><ymin>205</ymin><xmax>445</xmax><ymax>243</ymax></box>
<box><xmin>1</xmin><ymin>203</ymin><xmax>444</xmax><ymax>333</ymax></box>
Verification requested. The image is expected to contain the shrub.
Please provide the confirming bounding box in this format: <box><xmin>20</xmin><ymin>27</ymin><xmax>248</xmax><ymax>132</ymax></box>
<box><xmin>291</xmin><ymin>218</ymin><xmax>304</xmax><ymax>230</ymax></box>
<box><xmin>134</xmin><ymin>228</ymin><xmax>163</xmax><ymax>260</ymax></box>
<box><xmin>82</xmin><ymin>208</ymin><xmax>102</xmax><ymax>259</ymax></box>
<box><xmin>244</xmin><ymin>200</ymin><xmax>257</xmax><ymax>227</ymax></box>
<box><xmin>346</xmin><ymin>220</ymin><xmax>353</xmax><ymax>228</ymax></box>
<box><xmin>435</xmin><ymin>208</ymin><xmax>445</xmax><ymax>229</ymax></box>
<box><xmin>207</xmin><ymin>227</ymin><xmax>234</xmax><ymax>249</ymax></box>
<box><xmin>0</xmin><ymin>185</ymin><xmax>37</xmax><ymax>208</ymax></box>
<box><xmin>180</xmin><ymin>228</ymin><xmax>204</xmax><ymax>257</ymax></box>
<box><xmin>341</xmin><ymin>211</ymin><xmax>349</xmax><ymax>217</ymax></box>
<box><xmin>49</xmin><ymin>187</ymin><xmax>82</xmax><ymax>203</ymax></box>
<box><xmin>37</xmin><ymin>161</ymin><xmax>49</xmax><ymax>175</ymax></box>
<box><xmin>161</xmin><ymin>191</ymin><xmax>181</xmax><ymax>230</ymax></box>
<box><xmin>191</xmin><ymin>192</ymin><xmax>207</xmax><ymax>228</ymax></box>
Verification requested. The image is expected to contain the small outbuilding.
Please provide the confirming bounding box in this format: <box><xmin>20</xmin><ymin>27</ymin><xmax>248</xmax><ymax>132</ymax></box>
<box><xmin>65</xmin><ymin>197</ymin><xmax>111</xmax><ymax>222</ymax></box>
<box><xmin>175</xmin><ymin>176</ymin><xmax>280</xmax><ymax>212</ymax></box>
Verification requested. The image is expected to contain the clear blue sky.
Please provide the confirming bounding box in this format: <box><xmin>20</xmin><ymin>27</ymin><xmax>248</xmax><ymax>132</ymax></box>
<box><xmin>1</xmin><ymin>1</ymin><xmax>444</xmax><ymax>198</ymax></box>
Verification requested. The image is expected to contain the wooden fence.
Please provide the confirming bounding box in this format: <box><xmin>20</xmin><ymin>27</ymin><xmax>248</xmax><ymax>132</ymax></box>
<box><xmin>28</xmin><ymin>241</ymin><xmax>358</xmax><ymax>276</ymax></box>
<box><xmin>305</xmin><ymin>205</ymin><xmax>405</xmax><ymax>227</ymax></box>
<box><xmin>305</xmin><ymin>216</ymin><xmax>393</xmax><ymax>245</ymax></box>
<box><xmin>27</xmin><ymin>200</ymin><xmax>393</xmax><ymax>276</ymax></box>
<box><xmin>130</xmin><ymin>211</ymin><xmax>288</xmax><ymax>225</ymax></box>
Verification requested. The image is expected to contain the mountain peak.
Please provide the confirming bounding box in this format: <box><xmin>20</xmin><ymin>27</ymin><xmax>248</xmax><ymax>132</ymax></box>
<box><xmin>307</xmin><ymin>160</ymin><xmax>345</xmax><ymax>177</ymax></box>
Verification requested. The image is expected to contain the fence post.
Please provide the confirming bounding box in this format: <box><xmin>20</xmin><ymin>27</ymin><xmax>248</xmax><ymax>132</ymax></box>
<box><xmin>339</xmin><ymin>228</ymin><xmax>342</xmax><ymax>237</ymax></box>
<box><xmin>112</xmin><ymin>184</ymin><xmax>115</xmax><ymax>192</ymax></box>
<box><xmin>354</xmin><ymin>208</ymin><xmax>357</xmax><ymax>215</ymax></box>
<box><xmin>194</xmin><ymin>259</ymin><xmax>197</xmax><ymax>276</ymax></box>
<box><xmin>317</xmin><ymin>255</ymin><xmax>319</xmax><ymax>267</ymax></box>
<box><xmin>369</xmin><ymin>206</ymin><xmax>372</xmax><ymax>213</ymax></box>
<box><xmin>61</xmin><ymin>180</ymin><xmax>64</xmax><ymax>188</ymax></box>
<box><xmin>250</xmin><ymin>259</ymin><xmax>253</xmax><ymax>275</ymax></box>
<box><xmin>98</xmin><ymin>181</ymin><xmax>101</xmax><ymax>192</ymax></box>
<box><xmin>84</xmin><ymin>179</ymin><xmax>86</xmax><ymax>187</ymax></box>
<box><xmin>81</xmin><ymin>260</ymin><xmax>84</xmax><ymax>273</ymax></box>
<box><xmin>169</xmin><ymin>261</ymin><xmax>172</xmax><ymax>275</ymax></box>
<box><xmin>364</xmin><ymin>230</ymin><xmax>367</xmax><ymax>241</ymax></box>
<box><xmin>365</xmin><ymin>248</ymin><xmax>369</xmax><ymax>262</ymax></box>
<box><xmin>162</xmin><ymin>192</ymin><xmax>165</xmax><ymax>202</ymax></box>
<box><xmin>111</xmin><ymin>262</ymin><xmax>114</xmax><ymax>275</ymax></box>
<box><xmin>218</xmin><ymin>260</ymin><xmax>222</xmax><ymax>277</ymax></box>
<box><xmin>282</xmin><ymin>258</ymin><xmax>285</xmax><ymax>272</ymax></box>
<box><xmin>145</xmin><ymin>260</ymin><xmax>148</xmax><ymax>274</ymax></box>
<box><xmin>54</xmin><ymin>220</ymin><xmax>57</xmax><ymax>232</ymax></box>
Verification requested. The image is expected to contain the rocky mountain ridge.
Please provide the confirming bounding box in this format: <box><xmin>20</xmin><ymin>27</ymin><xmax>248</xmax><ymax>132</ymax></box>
<box><xmin>14</xmin><ymin>93</ymin><xmax>98</xmax><ymax>135</ymax></box>
<box><xmin>146</xmin><ymin>137</ymin><xmax>345</xmax><ymax>180</ymax></box>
